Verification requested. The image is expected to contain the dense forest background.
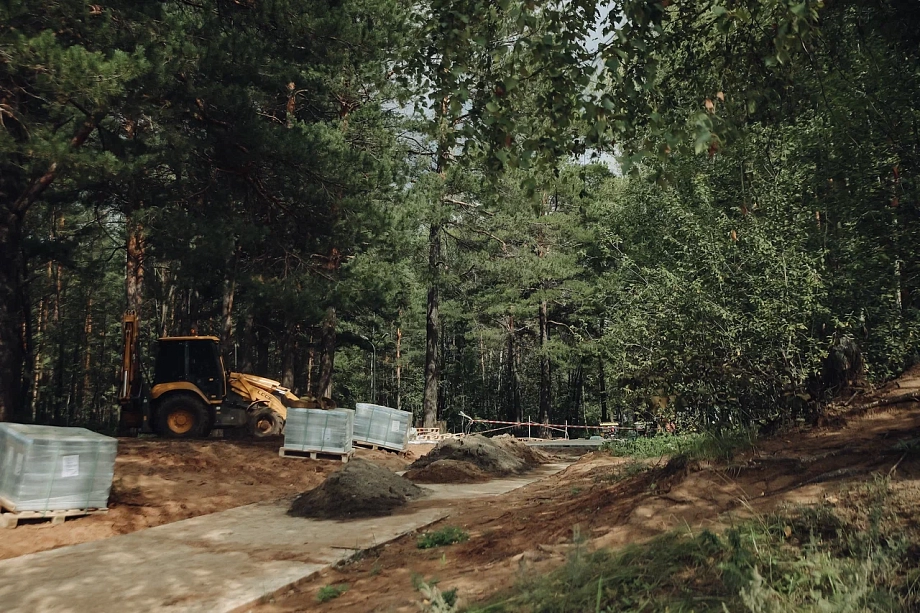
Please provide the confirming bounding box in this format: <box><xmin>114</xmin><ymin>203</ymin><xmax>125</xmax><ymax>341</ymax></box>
<box><xmin>2</xmin><ymin>0</ymin><xmax>918</xmax><ymax>435</ymax></box>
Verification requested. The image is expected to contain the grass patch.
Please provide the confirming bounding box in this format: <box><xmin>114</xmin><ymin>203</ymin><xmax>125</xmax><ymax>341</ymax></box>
<box><xmin>315</xmin><ymin>583</ymin><xmax>349</xmax><ymax>603</ymax></box>
<box><xmin>892</xmin><ymin>436</ymin><xmax>920</xmax><ymax>454</ymax></box>
<box><xmin>469</xmin><ymin>477</ymin><xmax>919</xmax><ymax>612</ymax></box>
<box><xmin>593</xmin><ymin>459</ymin><xmax>649</xmax><ymax>485</ymax></box>
<box><xmin>418</xmin><ymin>526</ymin><xmax>470</xmax><ymax>549</ymax></box>
<box><xmin>413</xmin><ymin>574</ymin><xmax>460</xmax><ymax>612</ymax></box>
<box><xmin>601</xmin><ymin>430</ymin><xmax>754</xmax><ymax>463</ymax></box>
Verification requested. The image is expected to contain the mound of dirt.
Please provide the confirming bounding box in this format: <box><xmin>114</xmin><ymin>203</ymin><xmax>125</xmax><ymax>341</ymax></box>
<box><xmin>289</xmin><ymin>459</ymin><xmax>426</xmax><ymax>519</ymax></box>
<box><xmin>492</xmin><ymin>434</ymin><xmax>553</xmax><ymax>465</ymax></box>
<box><xmin>407</xmin><ymin>434</ymin><xmax>546</xmax><ymax>477</ymax></box>
<box><xmin>404</xmin><ymin>459</ymin><xmax>490</xmax><ymax>483</ymax></box>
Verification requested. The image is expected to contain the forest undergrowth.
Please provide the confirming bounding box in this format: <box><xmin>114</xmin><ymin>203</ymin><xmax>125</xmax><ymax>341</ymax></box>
<box><xmin>601</xmin><ymin>430</ymin><xmax>758</xmax><ymax>464</ymax></box>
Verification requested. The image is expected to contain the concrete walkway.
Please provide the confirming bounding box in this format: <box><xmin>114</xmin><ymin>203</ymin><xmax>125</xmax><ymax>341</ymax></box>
<box><xmin>0</xmin><ymin>463</ymin><xmax>566</xmax><ymax>613</ymax></box>
<box><xmin>525</xmin><ymin>438</ymin><xmax>605</xmax><ymax>449</ymax></box>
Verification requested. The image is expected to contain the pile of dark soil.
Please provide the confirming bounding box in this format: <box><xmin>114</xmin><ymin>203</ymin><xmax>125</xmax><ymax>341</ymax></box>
<box><xmin>406</xmin><ymin>434</ymin><xmax>547</xmax><ymax>479</ymax></box>
<box><xmin>404</xmin><ymin>459</ymin><xmax>490</xmax><ymax>483</ymax></box>
<box><xmin>288</xmin><ymin>459</ymin><xmax>426</xmax><ymax>519</ymax></box>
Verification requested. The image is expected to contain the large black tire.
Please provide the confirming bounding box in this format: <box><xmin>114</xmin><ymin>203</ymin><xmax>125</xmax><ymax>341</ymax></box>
<box><xmin>156</xmin><ymin>394</ymin><xmax>209</xmax><ymax>439</ymax></box>
<box><xmin>248</xmin><ymin>405</ymin><xmax>284</xmax><ymax>438</ymax></box>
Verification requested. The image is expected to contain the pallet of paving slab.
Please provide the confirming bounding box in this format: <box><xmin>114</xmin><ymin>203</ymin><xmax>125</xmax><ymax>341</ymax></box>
<box><xmin>413</xmin><ymin>427</ymin><xmax>441</xmax><ymax>441</ymax></box>
<box><xmin>0</xmin><ymin>496</ymin><xmax>107</xmax><ymax>529</ymax></box>
<box><xmin>352</xmin><ymin>440</ymin><xmax>406</xmax><ymax>453</ymax></box>
<box><xmin>278</xmin><ymin>447</ymin><xmax>354</xmax><ymax>462</ymax></box>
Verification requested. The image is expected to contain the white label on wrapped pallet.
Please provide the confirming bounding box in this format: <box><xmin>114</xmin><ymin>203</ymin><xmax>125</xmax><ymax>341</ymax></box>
<box><xmin>13</xmin><ymin>452</ymin><xmax>23</xmax><ymax>476</ymax></box>
<box><xmin>61</xmin><ymin>454</ymin><xmax>79</xmax><ymax>478</ymax></box>
<box><xmin>391</xmin><ymin>421</ymin><xmax>402</xmax><ymax>433</ymax></box>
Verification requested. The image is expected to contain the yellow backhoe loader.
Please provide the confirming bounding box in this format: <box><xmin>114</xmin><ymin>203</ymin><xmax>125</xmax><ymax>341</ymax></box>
<box><xmin>118</xmin><ymin>311</ymin><xmax>332</xmax><ymax>438</ymax></box>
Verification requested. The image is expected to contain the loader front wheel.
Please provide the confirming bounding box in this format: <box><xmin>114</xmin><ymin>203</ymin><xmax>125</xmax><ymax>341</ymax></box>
<box><xmin>156</xmin><ymin>395</ymin><xmax>209</xmax><ymax>439</ymax></box>
<box><xmin>249</xmin><ymin>406</ymin><xmax>283</xmax><ymax>438</ymax></box>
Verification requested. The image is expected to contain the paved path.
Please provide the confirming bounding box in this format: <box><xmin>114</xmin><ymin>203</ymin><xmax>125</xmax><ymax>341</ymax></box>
<box><xmin>525</xmin><ymin>439</ymin><xmax>605</xmax><ymax>449</ymax></box>
<box><xmin>0</xmin><ymin>463</ymin><xmax>566</xmax><ymax>613</ymax></box>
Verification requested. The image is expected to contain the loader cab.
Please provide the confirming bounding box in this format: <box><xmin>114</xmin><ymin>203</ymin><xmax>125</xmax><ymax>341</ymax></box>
<box><xmin>153</xmin><ymin>337</ymin><xmax>227</xmax><ymax>402</ymax></box>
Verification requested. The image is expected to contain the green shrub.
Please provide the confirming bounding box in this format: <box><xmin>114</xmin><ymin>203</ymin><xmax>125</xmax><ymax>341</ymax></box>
<box><xmin>316</xmin><ymin>583</ymin><xmax>349</xmax><ymax>603</ymax></box>
<box><xmin>417</xmin><ymin>526</ymin><xmax>470</xmax><ymax>549</ymax></box>
<box><xmin>601</xmin><ymin>430</ymin><xmax>754</xmax><ymax>463</ymax></box>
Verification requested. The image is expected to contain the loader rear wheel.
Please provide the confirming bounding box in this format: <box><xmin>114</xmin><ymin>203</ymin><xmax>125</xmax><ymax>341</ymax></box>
<box><xmin>156</xmin><ymin>395</ymin><xmax>209</xmax><ymax>439</ymax></box>
<box><xmin>249</xmin><ymin>406</ymin><xmax>283</xmax><ymax>438</ymax></box>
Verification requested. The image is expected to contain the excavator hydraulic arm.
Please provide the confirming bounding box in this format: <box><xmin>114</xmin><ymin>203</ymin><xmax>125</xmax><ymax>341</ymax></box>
<box><xmin>120</xmin><ymin>311</ymin><xmax>141</xmax><ymax>406</ymax></box>
<box><xmin>117</xmin><ymin>310</ymin><xmax>151</xmax><ymax>432</ymax></box>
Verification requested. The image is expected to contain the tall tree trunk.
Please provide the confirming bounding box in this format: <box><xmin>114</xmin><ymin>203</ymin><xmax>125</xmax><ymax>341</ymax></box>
<box><xmin>422</xmin><ymin>223</ymin><xmax>441</xmax><ymax>428</ymax></box>
<box><xmin>30</xmin><ymin>289</ymin><xmax>47</xmax><ymax>422</ymax></box>
<box><xmin>305</xmin><ymin>333</ymin><xmax>315</xmax><ymax>395</ymax></box>
<box><xmin>281</xmin><ymin>334</ymin><xmax>296</xmax><ymax>389</ymax></box>
<box><xmin>254</xmin><ymin>327</ymin><xmax>269</xmax><ymax>375</ymax></box>
<box><xmin>395</xmin><ymin>321</ymin><xmax>402</xmax><ymax>412</ymax></box>
<box><xmin>0</xmin><ymin>115</ymin><xmax>98</xmax><ymax>422</ymax></box>
<box><xmin>220</xmin><ymin>262</ymin><xmax>236</xmax><ymax>354</ymax></box>
<box><xmin>317</xmin><ymin>306</ymin><xmax>336</xmax><ymax>399</ymax></box>
<box><xmin>504</xmin><ymin>315</ymin><xmax>521</xmax><ymax>424</ymax></box>
<box><xmin>126</xmin><ymin>217</ymin><xmax>145</xmax><ymax>312</ymax></box>
<box><xmin>66</xmin><ymin>341</ymin><xmax>79</xmax><ymax>425</ymax></box>
<box><xmin>571</xmin><ymin>361</ymin><xmax>584</xmax><ymax>425</ymax></box>
<box><xmin>598</xmin><ymin>358</ymin><xmax>609</xmax><ymax>423</ymax></box>
<box><xmin>81</xmin><ymin>296</ymin><xmax>93</xmax><ymax>412</ymax></box>
<box><xmin>0</xmin><ymin>209</ymin><xmax>25</xmax><ymax>422</ymax></box>
<box><xmin>52</xmin><ymin>236</ymin><xmax>64</xmax><ymax>423</ymax></box>
<box><xmin>239</xmin><ymin>310</ymin><xmax>255</xmax><ymax>373</ymax></box>
<box><xmin>20</xmin><ymin>257</ymin><xmax>34</xmax><ymax>423</ymax></box>
<box><xmin>156</xmin><ymin>267</ymin><xmax>175</xmax><ymax>337</ymax></box>
<box><xmin>539</xmin><ymin>299</ymin><xmax>551</xmax><ymax>435</ymax></box>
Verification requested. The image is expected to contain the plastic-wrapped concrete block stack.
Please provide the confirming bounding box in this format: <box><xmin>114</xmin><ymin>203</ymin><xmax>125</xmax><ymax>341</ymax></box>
<box><xmin>353</xmin><ymin>403</ymin><xmax>412</xmax><ymax>451</ymax></box>
<box><xmin>283</xmin><ymin>408</ymin><xmax>354</xmax><ymax>454</ymax></box>
<box><xmin>0</xmin><ymin>424</ymin><xmax>117</xmax><ymax>512</ymax></box>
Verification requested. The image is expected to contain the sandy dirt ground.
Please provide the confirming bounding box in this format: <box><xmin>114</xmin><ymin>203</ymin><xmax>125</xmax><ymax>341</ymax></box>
<box><xmin>6</xmin><ymin>368</ymin><xmax>920</xmax><ymax>612</ymax></box>
<box><xmin>250</xmin><ymin>393</ymin><xmax>920</xmax><ymax>611</ymax></box>
<box><xmin>0</xmin><ymin>440</ymin><xmax>433</xmax><ymax>561</ymax></box>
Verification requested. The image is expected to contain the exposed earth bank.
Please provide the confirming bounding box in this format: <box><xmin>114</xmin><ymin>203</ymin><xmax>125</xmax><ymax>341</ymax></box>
<box><xmin>252</xmin><ymin>375</ymin><xmax>920</xmax><ymax>612</ymax></box>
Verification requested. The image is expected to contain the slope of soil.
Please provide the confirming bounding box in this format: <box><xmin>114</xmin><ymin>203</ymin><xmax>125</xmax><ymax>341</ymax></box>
<box><xmin>404</xmin><ymin>459</ymin><xmax>490</xmax><ymax>483</ymax></box>
<box><xmin>0</xmin><ymin>438</ymin><xmax>425</xmax><ymax>560</ymax></box>
<box><xmin>252</xmin><ymin>380</ymin><xmax>920</xmax><ymax>612</ymax></box>
<box><xmin>491</xmin><ymin>434</ymin><xmax>553</xmax><ymax>465</ymax></box>
<box><xmin>407</xmin><ymin>434</ymin><xmax>545</xmax><ymax>477</ymax></box>
<box><xmin>289</xmin><ymin>459</ymin><xmax>426</xmax><ymax>519</ymax></box>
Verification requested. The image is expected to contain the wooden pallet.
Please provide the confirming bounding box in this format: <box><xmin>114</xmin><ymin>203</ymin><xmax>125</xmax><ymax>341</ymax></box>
<box><xmin>278</xmin><ymin>447</ymin><xmax>354</xmax><ymax>462</ymax></box>
<box><xmin>414</xmin><ymin>433</ymin><xmax>461</xmax><ymax>442</ymax></box>
<box><xmin>353</xmin><ymin>440</ymin><xmax>405</xmax><ymax>453</ymax></box>
<box><xmin>0</xmin><ymin>496</ymin><xmax>107</xmax><ymax>529</ymax></box>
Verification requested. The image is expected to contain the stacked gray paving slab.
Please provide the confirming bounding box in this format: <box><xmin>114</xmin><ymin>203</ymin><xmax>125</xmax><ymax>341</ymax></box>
<box><xmin>0</xmin><ymin>423</ymin><xmax>116</xmax><ymax>511</ymax></box>
<box><xmin>283</xmin><ymin>408</ymin><xmax>354</xmax><ymax>454</ymax></box>
<box><xmin>353</xmin><ymin>403</ymin><xmax>411</xmax><ymax>451</ymax></box>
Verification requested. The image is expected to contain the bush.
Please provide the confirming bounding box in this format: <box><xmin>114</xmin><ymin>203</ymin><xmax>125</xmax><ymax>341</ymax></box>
<box><xmin>417</xmin><ymin>526</ymin><xmax>470</xmax><ymax>549</ymax></box>
<box><xmin>316</xmin><ymin>583</ymin><xmax>349</xmax><ymax>603</ymax></box>
<box><xmin>601</xmin><ymin>430</ymin><xmax>754</xmax><ymax>463</ymax></box>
